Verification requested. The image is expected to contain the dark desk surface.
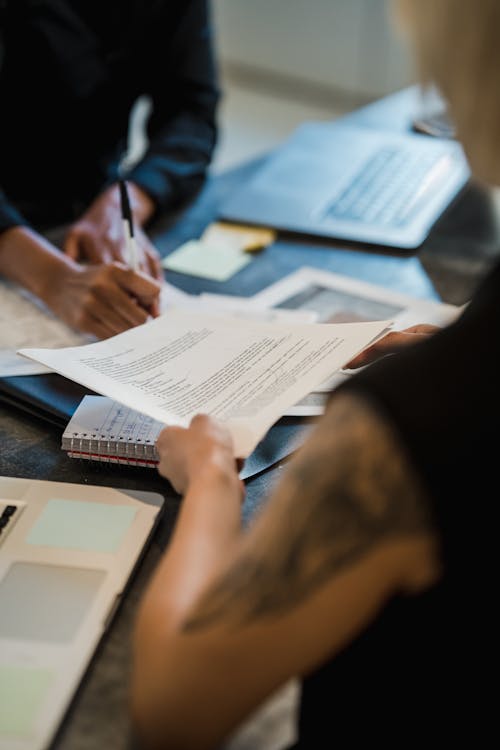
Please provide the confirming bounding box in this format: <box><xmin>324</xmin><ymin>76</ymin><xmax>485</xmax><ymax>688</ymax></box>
<box><xmin>1</xmin><ymin>86</ymin><xmax>499</xmax><ymax>750</ymax></box>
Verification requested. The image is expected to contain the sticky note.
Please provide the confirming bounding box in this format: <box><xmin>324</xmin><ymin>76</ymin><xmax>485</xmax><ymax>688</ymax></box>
<box><xmin>201</xmin><ymin>222</ymin><xmax>276</xmax><ymax>253</ymax></box>
<box><xmin>161</xmin><ymin>239</ymin><xmax>251</xmax><ymax>281</ymax></box>
<box><xmin>0</xmin><ymin>665</ymin><xmax>53</xmax><ymax>737</ymax></box>
<box><xmin>27</xmin><ymin>498</ymin><xmax>136</xmax><ymax>553</ymax></box>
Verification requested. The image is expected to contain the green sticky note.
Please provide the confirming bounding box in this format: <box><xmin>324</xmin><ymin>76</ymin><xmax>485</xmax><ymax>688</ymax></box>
<box><xmin>27</xmin><ymin>499</ymin><xmax>137</xmax><ymax>553</ymax></box>
<box><xmin>0</xmin><ymin>665</ymin><xmax>53</xmax><ymax>737</ymax></box>
<box><xmin>162</xmin><ymin>240</ymin><xmax>251</xmax><ymax>281</ymax></box>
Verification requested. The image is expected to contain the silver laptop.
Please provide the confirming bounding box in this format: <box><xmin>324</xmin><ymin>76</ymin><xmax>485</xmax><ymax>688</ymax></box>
<box><xmin>218</xmin><ymin>121</ymin><xmax>470</xmax><ymax>250</ymax></box>
<box><xmin>0</xmin><ymin>476</ymin><xmax>164</xmax><ymax>750</ymax></box>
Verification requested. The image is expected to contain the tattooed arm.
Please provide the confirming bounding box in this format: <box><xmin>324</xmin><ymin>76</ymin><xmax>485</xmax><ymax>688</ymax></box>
<box><xmin>131</xmin><ymin>396</ymin><xmax>442</xmax><ymax>750</ymax></box>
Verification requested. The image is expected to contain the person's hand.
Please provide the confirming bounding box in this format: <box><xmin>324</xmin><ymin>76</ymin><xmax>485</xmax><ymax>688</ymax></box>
<box><xmin>156</xmin><ymin>415</ymin><xmax>244</xmax><ymax>496</ymax></box>
<box><xmin>47</xmin><ymin>260</ymin><xmax>162</xmax><ymax>339</ymax></box>
<box><xmin>63</xmin><ymin>183</ymin><xmax>163</xmax><ymax>281</ymax></box>
<box><xmin>346</xmin><ymin>324</ymin><xmax>441</xmax><ymax>369</ymax></box>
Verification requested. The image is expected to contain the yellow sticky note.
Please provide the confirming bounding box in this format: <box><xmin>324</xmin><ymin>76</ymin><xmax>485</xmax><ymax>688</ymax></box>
<box><xmin>201</xmin><ymin>222</ymin><xmax>276</xmax><ymax>253</ymax></box>
<box><xmin>162</xmin><ymin>240</ymin><xmax>251</xmax><ymax>281</ymax></box>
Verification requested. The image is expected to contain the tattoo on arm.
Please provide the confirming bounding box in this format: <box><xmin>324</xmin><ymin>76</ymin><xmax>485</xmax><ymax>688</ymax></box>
<box><xmin>182</xmin><ymin>393</ymin><xmax>434</xmax><ymax>632</ymax></box>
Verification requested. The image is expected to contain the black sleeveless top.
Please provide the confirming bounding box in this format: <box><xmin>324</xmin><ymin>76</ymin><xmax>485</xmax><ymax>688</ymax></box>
<box><xmin>294</xmin><ymin>261</ymin><xmax>500</xmax><ymax>746</ymax></box>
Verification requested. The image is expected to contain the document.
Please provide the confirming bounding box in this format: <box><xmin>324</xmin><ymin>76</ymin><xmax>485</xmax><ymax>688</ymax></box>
<box><xmin>0</xmin><ymin>276</ymin><xmax>313</xmax><ymax>377</ymax></box>
<box><xmin>196</xmin><ymin>292</ymin><xmax>317</xmax><ymax>324</ymax></box>
<box><xmin>19</xmin><ymin>310</ymin><xmax>390</xmax><ymax>457</ymax></box>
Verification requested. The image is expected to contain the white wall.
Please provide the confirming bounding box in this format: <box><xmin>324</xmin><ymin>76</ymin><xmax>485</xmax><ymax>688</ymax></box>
<box><xmin>212</xmin><ymin>0</ymin><xmax>414</xmax><ymax>100</ymax></box>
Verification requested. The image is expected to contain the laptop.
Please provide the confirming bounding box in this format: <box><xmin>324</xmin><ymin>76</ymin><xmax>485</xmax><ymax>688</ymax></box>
<box><xmin>218</xmin><ymin>121</ymin><xmax>470</xmax><ymax>250</ymax></box>
<box><xmin>0</xmin><ymin>475</ymin><xmax>164</xmax><ymax>750</ymax></box>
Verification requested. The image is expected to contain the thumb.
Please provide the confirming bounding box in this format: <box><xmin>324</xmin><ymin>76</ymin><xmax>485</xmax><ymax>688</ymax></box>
<box><xmin>64</xmin><ymin>226</ymin><xmax>105</xmax><ymax>264</ymax></box>
<box><xmin>117</xmin><ymin>266</ymin><xmax>162</xmax><ymax>307</ymax></box>
<box><xmin>63</xmin><ymin>229</ymin><xmax>81</xmax><ymax>260</ymax></box>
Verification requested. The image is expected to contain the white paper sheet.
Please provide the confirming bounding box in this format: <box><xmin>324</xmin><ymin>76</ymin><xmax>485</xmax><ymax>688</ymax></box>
<box><xmin>19</xmin><ymin>310</ymin><xmax>390</xmax><ymax>457</ymax></box>
<box><xmin>199</xmin><ymin>292</ymin><xmax>317</xmax><ymax>324</ymax></box>
<box><xmin>164</xmin><ymin>289</ymin><xmax>317</xmax><ymax>323</ymax></box>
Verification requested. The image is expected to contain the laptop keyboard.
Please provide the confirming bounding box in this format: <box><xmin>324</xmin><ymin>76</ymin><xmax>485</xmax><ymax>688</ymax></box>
<box><xmin>0</xmin><ymin>502</ymin><xmax>21</xmax><ymax>545</ymax></box>
<box><xmin>323</xmin><ymin>146</ymin><xmax>453</xmax><ymax>227</ymax></box>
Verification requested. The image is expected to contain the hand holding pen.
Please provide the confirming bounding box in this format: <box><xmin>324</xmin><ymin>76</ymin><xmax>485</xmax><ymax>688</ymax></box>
<box><xmin>62</xmin><ymin>181</ymin><xmax>162</xmax><ymax>280</ymax></box>
<box><xmin>57</xmin><ymin>181</ymin><xmax>162</xmax><ymax>337</ymax></box>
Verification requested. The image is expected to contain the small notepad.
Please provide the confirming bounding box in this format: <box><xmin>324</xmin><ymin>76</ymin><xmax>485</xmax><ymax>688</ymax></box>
<box><xmin>62</xmin><ymin>396</ymin><xmax>164</xmax><ymax>466</ymax></box>
<box><xmin>200</xmin><ymin>222</ymin><xmax>276</xmax><ymax>253</ymax></box>
<box><xmin>161</xmin><ymin>239</ymin><xmax>251</xmax><ymax>281</ymax></box>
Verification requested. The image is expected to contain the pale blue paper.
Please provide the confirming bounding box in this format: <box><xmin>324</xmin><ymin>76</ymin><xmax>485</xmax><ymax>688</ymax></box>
<box><xmin>27</xmin><ymin>499</ymin><xmax>136</xmax><ymax>553</ymax></box>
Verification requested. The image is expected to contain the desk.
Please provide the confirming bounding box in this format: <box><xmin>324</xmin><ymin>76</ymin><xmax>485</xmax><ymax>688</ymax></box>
<box><xmin>1</xmin><ymin>87</ymin><xmax>499</xmax><ymax>750</ymax></box>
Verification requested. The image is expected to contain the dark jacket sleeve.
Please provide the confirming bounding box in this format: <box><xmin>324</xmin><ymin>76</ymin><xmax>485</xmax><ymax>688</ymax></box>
<box><xmin>0</xmin><ymin>188</ymin><xmax>29</xmax><ymax>234</ymax></box>
<box><xmin>126</xmin><ymin>0</ymin><xmax>220</xmax><ymax>217</ymax></box>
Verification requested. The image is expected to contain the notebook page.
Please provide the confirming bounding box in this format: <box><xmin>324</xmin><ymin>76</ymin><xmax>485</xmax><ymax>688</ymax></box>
<box><xmin>63</xmin><ymin>396</ymin><xmax>163</xmax><ymax>442</ymax></box>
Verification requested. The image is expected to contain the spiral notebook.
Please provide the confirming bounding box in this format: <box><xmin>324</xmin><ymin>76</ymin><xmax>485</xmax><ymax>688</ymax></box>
<box><xmin>61</xmin><ymin>395</ymin><xmax>317</xmax><ymax>480</ymax></box>
<box><xmin>62</xmin><ymin>396</ymin><xmax>163</xmax><ymax>467</ymax></box>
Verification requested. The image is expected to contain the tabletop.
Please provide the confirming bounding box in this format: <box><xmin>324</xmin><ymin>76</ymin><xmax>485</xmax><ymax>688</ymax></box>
<box><xmin>1</xmin><ymin>86</ymin><xmax>499</xmax><ymax>750</ymax></box>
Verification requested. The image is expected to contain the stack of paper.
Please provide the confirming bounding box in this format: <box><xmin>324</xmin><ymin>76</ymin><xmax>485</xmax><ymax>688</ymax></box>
<box><xmin>19</xmin><ymin>310</ymin><xmax>389</xmax><ymax>457</ymax></box>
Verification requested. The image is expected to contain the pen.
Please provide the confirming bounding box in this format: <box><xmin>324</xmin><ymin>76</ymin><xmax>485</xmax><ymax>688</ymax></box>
<box><xmin>119</xmin><ymin>178</ymin><xmax>139</xmax><ymax>272</ymax></box>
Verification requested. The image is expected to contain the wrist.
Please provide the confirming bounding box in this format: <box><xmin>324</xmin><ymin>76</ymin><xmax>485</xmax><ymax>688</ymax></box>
<box><xmin>127</xmin><ymin>182</ymin><xmax>156</xmax><ymax>226</ymax></box>
<box><xmin>38</xmin><ymin>252</ymin><xmax>79</xmax><ymax>310</ymax></box>
<box><xmin>101</xmin><ymin>182</ymin><xmax>155</xmax><ymax>227</ymax></box>
<box><xmin>0</xmin><ymin>225</ymin><xmax>77</xmax><ymax>302</ymax></box>
<box><xmin>189</xmin><ymin>460</ymin><xmax>244</xmax><ymax>502</ymax></box>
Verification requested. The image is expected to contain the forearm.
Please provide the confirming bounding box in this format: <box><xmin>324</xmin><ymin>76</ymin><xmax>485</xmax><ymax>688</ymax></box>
<box><xmin>132</xmin><ymin>465</ymin><xmax>243</xmax><ymax>747</ymax></box>
<box><xmin>0</xmin><ymin>225</ymin><xmax>75</xmax><ymax>302</ymax></box>
<box><xmin>139</xmin><ymin>466</ymin><xmax>243</xmax><ymax>628</ymax></box>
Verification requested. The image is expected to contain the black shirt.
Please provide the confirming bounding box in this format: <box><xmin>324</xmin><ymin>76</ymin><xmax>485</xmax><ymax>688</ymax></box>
<box><xmin>295</xmin><ymin>261</ymin><xmax>500</xmax><ymax>745</ymax></box>
<box><xmin>0</xmin><ymin>0</ymin><xmax>219</xmax><ymax>230</ymax></box>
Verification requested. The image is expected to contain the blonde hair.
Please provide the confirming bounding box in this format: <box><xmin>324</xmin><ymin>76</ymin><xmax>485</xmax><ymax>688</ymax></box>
<box><xmin>395</xmin><ymin>0</ymin><xmax>500</xmax><ymax>184</ymax></box>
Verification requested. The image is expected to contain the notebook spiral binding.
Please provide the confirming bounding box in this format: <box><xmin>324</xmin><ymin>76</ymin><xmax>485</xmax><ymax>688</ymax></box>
<box><xmin>64</xmin><ymin>432</ymin><xmax>160</xmax><ymax>468</ymax></box>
